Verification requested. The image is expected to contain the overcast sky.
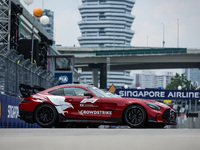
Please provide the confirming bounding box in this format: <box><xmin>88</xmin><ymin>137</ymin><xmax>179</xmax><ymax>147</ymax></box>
<box><xmin>20</xmin><ymin>0</ymin><xmax>200</xmax><ymax>48</ymax></box>
<box><xmin>20</xmin><ymin>0</ymin><xmax>200</xmax><ymax>75</ymax></box>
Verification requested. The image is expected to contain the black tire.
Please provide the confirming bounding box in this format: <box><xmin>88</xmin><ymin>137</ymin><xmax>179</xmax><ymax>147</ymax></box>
<box><xmin>34</xmin><ymin>104</ymin><xmax>58</xmax><ymax>128</ymax></box>
<box><xmin>123</xmin><ymin>105</ymin><xmax>147</xmax><ymax>128</ymax></box>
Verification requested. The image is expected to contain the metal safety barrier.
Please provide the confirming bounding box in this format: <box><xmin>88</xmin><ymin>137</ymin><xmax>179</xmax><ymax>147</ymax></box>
<box><xmin>0</xmin><ymin>49</ymin><xmax>59</xmax><ymax>97</ymax></box>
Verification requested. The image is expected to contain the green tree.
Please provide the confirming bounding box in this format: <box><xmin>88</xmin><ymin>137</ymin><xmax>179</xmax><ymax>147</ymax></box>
<box><xmin>166</xmin><ymin>73</ymin><xmax>195</xmax><ymax>90</ymax></box>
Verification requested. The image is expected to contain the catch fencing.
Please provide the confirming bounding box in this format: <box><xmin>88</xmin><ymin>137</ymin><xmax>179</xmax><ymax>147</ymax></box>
<box><xmin>0</xmin><ymin>49</ymin><xmax>59</xmax><ymax>97</ymax></box>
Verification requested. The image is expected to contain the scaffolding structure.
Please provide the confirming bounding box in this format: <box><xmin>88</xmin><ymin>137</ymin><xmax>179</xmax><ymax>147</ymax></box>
<box><xmin>0</xmin><ymin>0</ymin><xmax>59</xmax><ymax>96</ymax></box>
<box><xmin>0</xmin><ymin>0</ymin><xmax>11</xmax><ymax>54</ymax></box>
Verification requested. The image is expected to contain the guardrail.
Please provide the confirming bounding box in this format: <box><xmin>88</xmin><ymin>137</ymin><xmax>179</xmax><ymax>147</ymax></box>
<box><xmin>0</xmin><ymin>94</ymin><xmax>40</xmax><ymax>128</ymax></box>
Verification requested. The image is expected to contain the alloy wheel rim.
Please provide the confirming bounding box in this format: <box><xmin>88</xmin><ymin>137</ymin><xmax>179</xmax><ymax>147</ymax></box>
<box><xmin>126</xmin><ymin>107</ymin><xmax>144</xmax><ymax>125</ymax></box>
<box><xmin>37</xmin><ymin>107</ymin><xmax>54</xmax><ymax>125</ymax></box>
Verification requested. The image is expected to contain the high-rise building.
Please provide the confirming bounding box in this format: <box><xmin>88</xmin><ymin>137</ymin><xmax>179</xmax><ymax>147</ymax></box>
<box><xmin>78</xmin><ymin>0</ymin><xmax>135</xmax><ymax>47</ymax></box>
<box><xmin>80</xmin><ymin>70</ymin><xmax>134</xmax><ymax>89</ymax></box>
<box><xmin>134</xmin><ymin>71</ymin><xmax>173</xmax><ymax>89</ymax></box>
<box><xmin>185</xmin><ymin>69</ymin><xmax>200</xmax><ymax>87</ymax></box>
<box><xmin>140</xmin><ymin>71</ymin><xmax>156</xmax><ymax>89</ymax></box>
<box><xmin>77</xmin><ymin>0</ymin><xmax>135</xmax><ymax>87</ymax></box>
<box><xmin>155</xmin><ymin>72</ymin><xmax>174</xmax><ymax>89</ymax></box>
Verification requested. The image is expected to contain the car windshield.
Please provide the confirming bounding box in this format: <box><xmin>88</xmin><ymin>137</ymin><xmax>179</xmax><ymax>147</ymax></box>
<box><xmin>88</xmin><ymin>86</ymin><xmax>113</xmax><ymax>97</ymax></box>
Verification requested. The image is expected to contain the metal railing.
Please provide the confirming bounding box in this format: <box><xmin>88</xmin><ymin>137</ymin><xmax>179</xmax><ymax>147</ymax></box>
<box><xmin>0</xmin><ymin>49</ymin><xmax>59</xmax><ymax>97</ymax></box>
<box><xmin>94</xmin><ymin>48</ymin><xmax>187</xmax><ymax>56</ymax></box>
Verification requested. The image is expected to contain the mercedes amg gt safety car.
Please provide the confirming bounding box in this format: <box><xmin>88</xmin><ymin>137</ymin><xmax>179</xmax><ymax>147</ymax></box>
<box><xmin>18</xmin><ymin>84</ymin><xmax>176</xmax><ymax>128</ymax></box>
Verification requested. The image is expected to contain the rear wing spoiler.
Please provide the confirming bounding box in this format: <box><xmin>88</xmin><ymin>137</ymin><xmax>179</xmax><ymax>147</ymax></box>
<box><xmin>19</xmin><ymin>84</ymin><xmax>45</xmax><ymax>98</ymax></box>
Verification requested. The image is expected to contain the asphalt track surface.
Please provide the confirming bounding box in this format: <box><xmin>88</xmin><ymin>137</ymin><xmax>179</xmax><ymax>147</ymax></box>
<box><xmin>0</xmin><ymin>129</ymin><xmax>200</xmax><ymax>150</ymax></box>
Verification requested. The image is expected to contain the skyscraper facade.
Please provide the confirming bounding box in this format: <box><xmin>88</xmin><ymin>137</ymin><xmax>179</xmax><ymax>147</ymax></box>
<box><xmin>80</xmin><ymin>70</ymin><xmax>134</xmax><ymax>88</ymax></box>
<box><xmin>185</xmin><ymin>69</ymin><xmax>200</xmax><ymax>87</ymax></box>
<box><xmin>134</xmin><ymin>71</ymin><xmax>173</xmax><ymax>89</ymax></box>
<box><xmin>78</xmin><ymin>0</ymin><xmax>135</xmax><ymax>47</ymax></box>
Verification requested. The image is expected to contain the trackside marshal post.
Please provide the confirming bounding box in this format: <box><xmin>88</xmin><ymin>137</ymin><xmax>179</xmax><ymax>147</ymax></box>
<box><xmin>115</xmin><ymin>89</ymin><xmax>200</xmax><ymax>100</ymax></box>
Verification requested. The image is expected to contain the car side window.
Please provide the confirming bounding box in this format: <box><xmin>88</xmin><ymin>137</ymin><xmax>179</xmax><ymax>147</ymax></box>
<box><xmin>64</xmin><ymin>87</ymin><xmax>88</xmax><ymax>96</ymax></box>
<box><xmin>48</xmin><ymin>88</ymin><xmax>64</xmax><ymax>96</ymax></box>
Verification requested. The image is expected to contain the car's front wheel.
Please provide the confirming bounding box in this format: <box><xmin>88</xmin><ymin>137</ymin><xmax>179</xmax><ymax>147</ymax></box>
<box><xmin>123</xmin><ymin>105</ymin><xmax>147</xmax><ymax>128</ymax></box>
<box><xmin>34</xmin><ymin>104</ymin><xmax>58</xmax><ymax>128</ymax></box>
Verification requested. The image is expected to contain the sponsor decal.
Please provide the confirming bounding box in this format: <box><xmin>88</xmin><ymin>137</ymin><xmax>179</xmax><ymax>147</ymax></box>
<box><xmin>80</xmin><ymin>104</ymin><xmax>98</xmax><ymax>107</ymax></box>
<box><xmin>7</xmin><ymin>105</ymin><xmax>19</xmax><ymax>119</ymax></box>
<box><xmin>78</xmin><ymin>110</ymin><xmax>112</xmax><ymax>116</ymax></box>
<box><xmin>80</xmin><ymin>98</ymin><xmax>98</xmax><ymax>104</ymax></box>
<box><xmin>47</xmin><ymin>96</ymin><xmax>74</xmax><ymax>115</ymax></box>
<box><xmin>117</xmin><ymin>89</ymin><xmax>200</xmax><ymax>100</ymax></box>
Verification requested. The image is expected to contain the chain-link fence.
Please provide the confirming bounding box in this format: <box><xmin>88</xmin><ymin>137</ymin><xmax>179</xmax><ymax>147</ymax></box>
<box><xmin>0</xmin><ymin>49</ymin><xmax>59</xmax><ymax>97</ymax></box>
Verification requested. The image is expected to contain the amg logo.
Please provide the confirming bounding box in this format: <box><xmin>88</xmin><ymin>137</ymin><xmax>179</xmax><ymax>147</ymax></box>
<box><xmin>80</xmin><ymin>98</ymin><xmax>98</xmax><ymax>104</ymax></box>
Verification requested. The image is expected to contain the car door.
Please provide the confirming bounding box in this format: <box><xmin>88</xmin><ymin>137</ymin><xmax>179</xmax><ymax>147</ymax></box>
<box><xmin>100</xmin><ymin>97</ymin><xmax>117</xmax><ymax>119</ymax></box>
<box><xmin>62</xmin><ymin>87</ymin><xmax>103</xmax><ymax>120</ymax></box>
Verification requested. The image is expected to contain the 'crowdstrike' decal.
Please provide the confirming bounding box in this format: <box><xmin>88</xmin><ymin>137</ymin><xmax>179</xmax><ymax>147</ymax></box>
<box><xmin>47</xmin><ymin>96</ymin><xmax>74</xmax><ymax>115</ymax></box>
<box><xmin>78</xmin><ymin>110</ymin><xmax>112</xmax><ymax>116</ymax></box>
<box><xmin>80</xmin><ymin>98</ymin><xmax>98</xmax><ymax>103</ymax></box>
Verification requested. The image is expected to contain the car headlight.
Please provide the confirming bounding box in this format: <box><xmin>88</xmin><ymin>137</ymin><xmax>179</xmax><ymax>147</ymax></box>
<box><xmin>146</xmin><ymin>102</ymin><xmax>161</xmax><ymax>111</ymax></box>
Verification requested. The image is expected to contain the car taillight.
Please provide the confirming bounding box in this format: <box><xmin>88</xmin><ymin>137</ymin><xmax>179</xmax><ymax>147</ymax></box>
<box><xmin>21</xmin><ymin>98</ymin><xmax>31</xmax><ymax>103</ymax></box>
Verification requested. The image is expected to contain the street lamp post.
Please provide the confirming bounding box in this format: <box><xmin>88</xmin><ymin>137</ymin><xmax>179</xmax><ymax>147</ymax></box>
<box><xmin>31</xmin><ymin>7</ymin><xmax>43</xmax><ymax>63</ymax></box>
<box><xmin>161</xmin><ymin>23</ymin><xmax>165</xmax><ymax>47</ymax></box>
<box><xmin>31</xmin><ymin>18</ymin><xmax>35</xmax><ymax>63</ymax></box>
<box><xmin>177</xmin><ymin>18</ymin><xmax>179</xmax><ymax>48</ymax></box>
<box><xmin>177</xmin><ymin>85</ymin><xmax>183</xmax><ymax>128</ymax></box>
<box><xmin>23</xmin><ymin>0</ymin><xmax>49</xmax><ymax>63</ymax></box>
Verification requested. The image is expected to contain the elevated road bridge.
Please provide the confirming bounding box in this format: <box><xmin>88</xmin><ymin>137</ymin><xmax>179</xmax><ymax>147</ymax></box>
<box><xmin>56</xmin><ymin>46</ymin><xmax>200</xmax><ymax>88</ymax></box>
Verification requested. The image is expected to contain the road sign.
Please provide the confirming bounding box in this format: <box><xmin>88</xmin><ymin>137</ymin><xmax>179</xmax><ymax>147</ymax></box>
<box><xmin>109</xmin><ymin>84</ymin><xmax>116</xmax><ymax>93</ymax></box>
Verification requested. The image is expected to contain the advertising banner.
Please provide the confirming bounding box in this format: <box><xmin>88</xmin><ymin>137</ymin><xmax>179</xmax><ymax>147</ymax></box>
<box><xmin>55</xmin><ymin>72</ymin><xmax>73</xmax><ymax>85</ymax></box>
<box><xmin>0</xmin><ymin>94</ymin><xmax>40</xmax><ymax>128</ymax></box>
<box><xmin>115</xmin><ymin>89</ymin><xmax>200</xmax><ymax>100</ymax></box>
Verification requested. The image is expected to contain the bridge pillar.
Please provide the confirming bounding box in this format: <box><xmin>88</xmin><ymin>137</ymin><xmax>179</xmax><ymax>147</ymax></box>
<box><xmin>100</xmin><ymin>63</ymin><xmax>107</xmax><ymax>89</ymax></box>
<box><xmin>92</xmin><ymin>68</ymin><xmax>98</xmax><ymax>87</ymax></box>
<box><xmin>89</xmin><ymin>63</ymin><xmax>107</xmax><ymax>89</ymax></box>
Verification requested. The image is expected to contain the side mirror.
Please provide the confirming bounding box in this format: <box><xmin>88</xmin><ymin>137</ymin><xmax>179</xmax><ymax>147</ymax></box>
<box><xmin>84</xmin><ymin>92</ymin><xmax>93</xmax><ymax>98</ymax></box>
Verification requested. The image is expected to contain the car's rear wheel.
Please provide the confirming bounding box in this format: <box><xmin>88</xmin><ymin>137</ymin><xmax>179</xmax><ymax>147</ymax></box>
<box><xmin>124</xmin><ymin>105</ymin><xmax>147</xmax><ymax>128</ymax></box>
<box><xmin>34</xmin><ymin>104</ymin><xmax>58</xmax><ymax>128</ymax></box>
